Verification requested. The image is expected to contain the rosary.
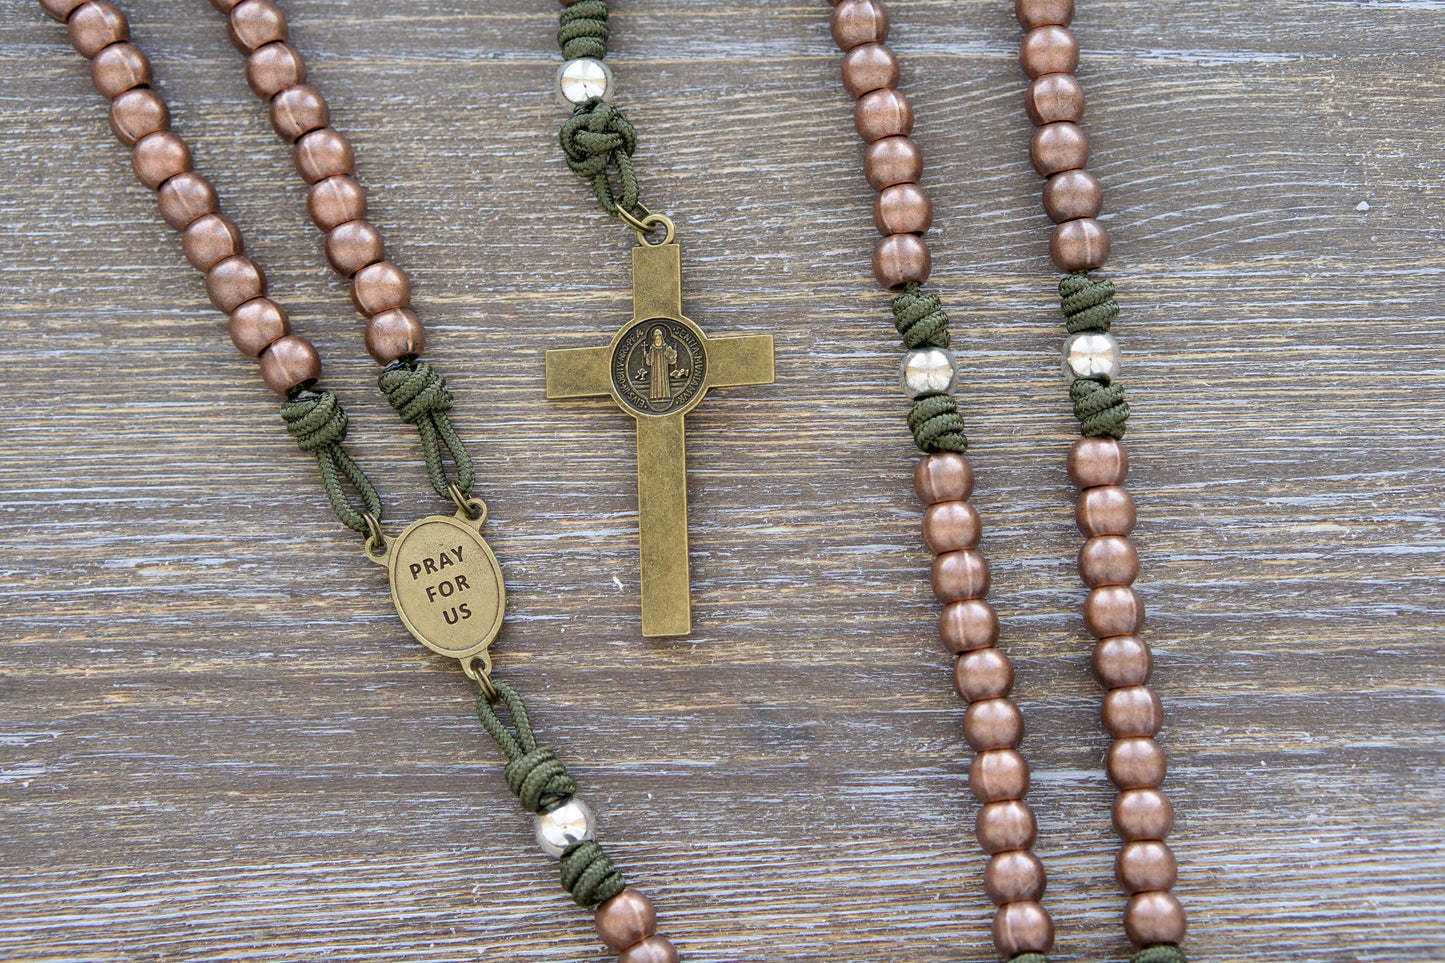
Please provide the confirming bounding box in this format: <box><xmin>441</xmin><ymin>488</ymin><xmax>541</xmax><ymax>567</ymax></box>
<box><xmin>39</xmin><ymin>0</ymin><xmax>1187</xmax><ymax>960</ymax></box>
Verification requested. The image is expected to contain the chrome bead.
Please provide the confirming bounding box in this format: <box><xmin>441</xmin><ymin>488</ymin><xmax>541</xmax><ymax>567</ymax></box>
<box><xmin>901</xmin><ymin>347</ymin><xmax>958</xmax><ymax>399</ymax></box>
<box><xmin>534</xmin><ymin>797</ymin><xmax>596</xmax><ymax>857</ymax></box>
<box><xmin>1063</xmin><ymin>331</ymin><xmax>1121</xmax><ymax>383</ymax></box>
<box><xmin>556</xmin><ymin>58</ymin><xmax>613</xmax><ymax>108</ymax></box>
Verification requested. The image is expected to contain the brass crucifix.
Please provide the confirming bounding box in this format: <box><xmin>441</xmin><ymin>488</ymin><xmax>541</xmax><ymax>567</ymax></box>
<box><xmin>545</xmin><ymin>238</ymin><xmax>774</xmax><ymax>637</ymax></box>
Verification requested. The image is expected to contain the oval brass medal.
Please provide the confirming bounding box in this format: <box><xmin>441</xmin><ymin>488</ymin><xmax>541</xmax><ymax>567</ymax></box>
<box><xmin>380</xmin><ymin>511</ymin><xmax>505</xmax><ymax>661</ymax></box>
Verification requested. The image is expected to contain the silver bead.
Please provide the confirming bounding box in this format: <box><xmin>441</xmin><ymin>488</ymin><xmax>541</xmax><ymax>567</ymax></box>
<box><xmin>900</xmin><ymin>347</ymin><xmax>958</xmax><ymax>399</ymax></box>
<box><xmin>556</xmin><ymin>58</ymin><xmax>614</xmax><ymax>108</ymax></box>
<box><xmin>1063</xmin><ymin>331</ymin><xmax>1121</xmax><ymax>383</ymax></box>
<box><xmin>534</xmin><ymin>797</ymin><xmax>596</xmax><ymax>857</ymax></box>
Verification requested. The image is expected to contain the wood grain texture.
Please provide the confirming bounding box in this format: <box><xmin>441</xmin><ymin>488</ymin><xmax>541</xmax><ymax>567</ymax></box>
<box><xmin>1</xmin><ymin>0</ymin><xmax>1442</xmax><ymax>960</ymax></box>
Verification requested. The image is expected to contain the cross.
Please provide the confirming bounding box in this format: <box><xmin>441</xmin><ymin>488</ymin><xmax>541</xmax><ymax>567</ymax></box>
<box><xmin>546</xmin><ymin>239</ymin><xmax>774</xmax><ymax>637</ymax></box>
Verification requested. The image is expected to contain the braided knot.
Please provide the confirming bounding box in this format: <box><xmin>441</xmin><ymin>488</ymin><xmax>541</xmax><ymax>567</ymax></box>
<box><xmin>504</xmin><ymin>747</ymin><xmax>578</xmax><ymax>814</ymax></box>
<box><xmin>1059</xmin><ymin>271</ymin><xmax>1119</xmax><ymax>333</ymax></box>
<box><xmin>891</xmin><ymin>282</ymin><xmax>951</xmax><ymax>349</ymax></box>
<box><xmin>559</xmin><ymin>98</ymin><xmax>640</xmax><ymax>215</ymax></box>
<box><xmin>1011</xmin><ymin>955</ymin><xmax>1050</xmax><ymax>963</ymax></box>
<box><xmin>907</xmin><ymin>393</ymin><xmax>968</xmax><ymax>453</ymax></box>
<box><xmin>281</xmin><ymin>389</ymin><xmax>348</xmax><ymax>453</ymax></box>
<box><xmin>559</xmin><ymin>839</ymin><xmax>627</xmax><ymax>907</ymax></box>
<box><xmin>379</xmin><ymin>359</ymin><xmax>452</xmax><ymax>425</ymax></box>
<box><xmin>1070</xmin><ymin>378</ymin><xmax>1129</xmax><ymax>438</ymax></box>
<box><xmin>558</xmin><ymin>0</ymin><xmax>609</xmax><ymax>60</ymax></box>
<box><xmin>1131</xmin><ymin>946</ymin><xmax>1187</xmax><ymax>963</ymax></box>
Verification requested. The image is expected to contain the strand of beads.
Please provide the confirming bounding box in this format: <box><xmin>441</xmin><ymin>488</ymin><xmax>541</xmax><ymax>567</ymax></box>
<box><xmin>1014</xmin><ymin>1</ymin><xmax>1186</xmax><ymax>956</ymax></box>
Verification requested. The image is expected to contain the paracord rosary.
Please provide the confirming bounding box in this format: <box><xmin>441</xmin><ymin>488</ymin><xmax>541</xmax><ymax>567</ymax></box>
<box><xmin>38</xmin><ymin>0</ymin><xmax>1186</xmax><ymax>960</ymax></box>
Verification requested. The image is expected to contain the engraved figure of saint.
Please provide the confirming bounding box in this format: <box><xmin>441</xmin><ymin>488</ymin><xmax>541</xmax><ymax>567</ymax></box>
<box><xmin>644</xmin><ymin>327</ymin><xmax>678</xmax><ymax>401</ymax></box>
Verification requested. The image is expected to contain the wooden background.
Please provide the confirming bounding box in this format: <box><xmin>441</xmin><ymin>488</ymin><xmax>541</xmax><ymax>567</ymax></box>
<box><xmin>1</xmin><ymin>0</ymin><xmax>1442</xmax><ymax>960</ymax></box>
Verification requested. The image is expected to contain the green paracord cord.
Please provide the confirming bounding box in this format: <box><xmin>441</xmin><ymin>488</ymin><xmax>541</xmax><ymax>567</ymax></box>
<box><xmin>891</xmin><ymin>281</ymin><xmax>969</xmax><ymax>453</ymax></box>
<box><xmin>1060</xmin><ymin>272</ymin><xmax>1130</xmax><ymax>439</ymax></box>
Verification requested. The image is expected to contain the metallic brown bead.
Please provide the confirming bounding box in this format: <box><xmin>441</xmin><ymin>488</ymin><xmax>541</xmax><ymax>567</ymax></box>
<box><xmin>914</xmin><ymin>452</ymin><xmax>973</xmax><ymax>504</ymax></box>
<box><xmin>269</xmin><ymin>83</ymin><xmax>329</xmax><ymax>143</ymax></box>
<box><xmin>993</xmin><ymin>901</ymin><xmax>1054</xmax><ymax>955</ymax></box>
<box><xmin>351</xmin><ymin>261</ymin><xmax>411</xmax><ymax>315</ymax></box>
<box><xmin>595</xmin><ymin>889</ymin><xmax>658</xmax><ymax>952</ymax></box>
<box><xmin>229</xmin><ymin>297</ymin><xmax>289</xmax><ymax>358</ymax></box>
<box><xmin>932</xmin><ymin>549</ymin><xmax>990</xmax><ymax>603</ymax></box>
<box><xmin>364</xmin><ymin>308</ymin><xmax>425</xmax><ymax>364</ymax></box>
<box><xmin>40</xmin><ymin>0</ymin><xmax>87</xmax><ymax>21</ymax></box>
<box><xmin>157</xmin><ymin>172</ymin><xmax>218</xmax><ymax>231</ymax></box>
<box><xmin>1094</xmin><ymin>635</ymin><xmax>1153</xmax><ymax>690</ymax></box>
<box><xmin>1078</xmin><ymin>535</ymin><xmax>1138</xmax><ymax>587</ymax></box>
<box><xmin>1025</xmin><ymin>72</ymin><xmax>1084</xmax><ymax>126</ymax></box>
<box><xmin>206</xmin><ymin>255</ymin><xmax>267</xmax><ymax>313</ymax></box>
<box><xmin>617</xmin><ymin>936</ymin><xmax>679</xmax><ymax>963</ymax></box>
<box><xmin>90</xmin><ymin>42</ymin><xmax>151</xmax><ymax>100</ymax></box>
<box><xmin>108</xmin><ymin>87</ymin><xmax>168</xmax><ymax>147</ymax></box>
<box><xmin>209</xmin><ymin>0</ymin><xmax>244</xmax><ymax>10</ymax></box>
<box><xmin>1124</xmin><ymin>891</ymin><xmax>1186</xmax><ymax>946</ymax></box>
<box><xmin>1016</xmin><ymin>0</ymin><xmax>1073</xmax><ymax>29</ymax></box>
<box><xmin>1117</xmin><ymin>840</ymin><xmax>1177</xmax><ymax>894</ymax></box>
<box><xmin>963</xmin><ymin>698</ymin><xmax>1024</xmax><ymax>751</ymax></box>
<box><xmin>1043</xmin><ymin>168</ymin><xmax>1103</xmax><ymax>223</ymax></box>
<box><xmin>1102</xmin><ymin>685</ymin><xmax>1163</xmax><ymax>739</ymax></box>
<box><xmin>1019</xmin><ymin>25</ymin><xmax>1079</xmax><ymax>79</ymax></box>
<box><xmin>863</xmin><ymin>136</ymin><xmax>922</xmax><ymax>192</ymax></box>
<box><xmin>1107</xmin><ymin>737</ymin><xmax>1167</xmax><ymax>790</ymax></box>
<box><xmin>854</xmin><ymin>88</ymin><xmax>913</xmax><ymax>142</ymax></box>
<box><xmin>227</xmin><ymin>0</ymin><xmax>287</xmax><ymax>54</ymax></box>
<box><xmin>1069</xmin><ymin>437</ymin><xmax>1128</xmax><ymax>487</ymax></box>
<box><xmin>985</xmin><ymin>850</ymin><xmax>1047</xmax><ymax>905</ymax></box>
<box><xmin>1113</xmin><ymin>788</ymin><xmax>1173</xmax><ymax>841</ymax></box>
<box><xmin>969</xmin><ymin>748</ymin><xmax>1030</xmax><ymax>803</ymax></box>
<box><xmin>68</xmin><ymin>2</ymin><xmax>129</xmax><ymax>59</ymax></box>
<box><xmin>246</xmin><ymin>41</ymin><xmax>306</xmax><ymax>99</ymax></box>
<box><xmin>1030</xmin><ymin>121</ymin><xmax>1088</xmax><ymax>177</ymax></box>
<box><xmin>939</xmin><ymin>599</ymin><xmax>999</xmax><ymax>654</ymax></box>
<box><xmin>874</xmin><ymin>183</ymin><xmax>932</xmax><ymax>236</ymax></box>
<box><xmin>872</xmin><ymin>233</ymin><xmax>930</xmax><ymax>289</ymax></box>
<box><xmin>295</xmin><ymin>128</ymin><xmax>355</xmax><ymax>184</ymax></box>
<box><xmin>182</xmin><ymin>213</ymin><xmax>243</xmax><ymax>271</ymax></box>
<box><xmin>1076</xmin><ymin>485</ymin><xmax>1136</xmax><ymax>537</ymax></box>
<box><xmin>307</xmin><ymin>174</ymin><xmax>366</xmax><ymax>231</ymax></box>
<box><xmin>131</xmin><ymin>130</ymin><xmax>191</xmax><ymax>189</ymax></box>
<box><xmin>1084</xmin><ymin>585</ymin><xmax>1145</xmax><ymax>639</ymax></box>
<box><xmin>841</xmin><ymin>43</ymin><xmax>899</xmax><ymax>99</ymax></box>
<box><xmin>325</xmin><ymin>220</ymin><xmax>385</xmax><ymax>276</ymax></box>
<box><xmin>259</xmin><ymin>335</ymin><xmax>321</xmax><ymax>395</ymax></box>
<box><xmin>1051</xmin><ymin>217</ymin><xmax>1111</xmax><ymax>271</ymax></box>
<box><xmin>976</xmin><ymin>800</ymin><xmax>1037</xmax><ymax>854</ymax></box>
<box><xmin>830</xmin><ymin>0</ymin><xmax>888</xmax><ymax>51</ymax></box>
<box><xmin>922</xmin><ymin>500</ymin><xmax>980</xmax><ymax>554</ymax></box>
<box><xmin>955</xmin><ymin>647</ymin><xmax>1014</xmax><ymax>703</ymax></box>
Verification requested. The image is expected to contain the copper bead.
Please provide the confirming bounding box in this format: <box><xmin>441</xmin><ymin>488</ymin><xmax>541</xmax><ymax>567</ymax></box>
<box><xmin>1068</xmin><ymin>437</ymin><xmax>1128</xmax><ymax>487</ymax></box>
<box><xmin>245</xmin><ymin>41</ymin><xmax>306</xmax><ymax>99</ymax></box>
<box><xmin>963</xmin><ymin>698</ymin><xmax>1024</xmax><ymax>751</ymax></box>
<box><xmin>1030</xmin><ymin>122</ymin><xmax>1088</xmax><ymax>177</ymax></box>
<box><xmin>1102</xmin><ymin>685</ymin><xmax>1163</xmax><ymax>739</ymax></box>
<box><xmin>1043</xmin><ymin>168</ymin><xmax>1102</xmax><ymax>223</ymax></box>
<box><xmin>307</xmin><ymin>174</ymin><xmax>367</xmax><ymax>231</ymax></box>
<box><xmin>1084</xmin><ymin>585</ymin><xmax>1144</xmax><ymax>639</ymax></box>
<box><xmin>365</xmin><ymin>308</ymin><xmax>425</xmax><ymax>364</ymax></box>
<box><xmin>157</xmin><ymin>172</ymin><xmax>218</xmax><ymax>231</ymax></box>
<box><xmin>864</xmin><ymin>136</ymin><xmax>922</xmax><ymax>192</ymax></box>
<box><xmin>855</xmin><ymin>88</ymin><xmax>913</xmax><ymax>142</ymax></box>
<box><xmin>68</xmin><ymin>1</ymin><xmax>129</xmax><ymax>59</ymax></box>
<box><xmin>954</xmin><ymin>647</ymin><xmax>1014</xmax><ymax>703</ymax></box>
<box><xmin>1051</xmin><ymin>217</ymin><xmax>1110</xmax><ymax>272</ymax></box>
<box><xmin>1025</xmin><ymin>72</ymin><xmax>1084</xmax><ymax>126</ymax></box>
<box><xmin>993</xmin><ymin>901</ymin><xmax>1054</xmax><ymax>955</ymax></box>
<box><xmin>969</xmin><ymin>748</ymin><xmax>1030</xmax><ymax>803</ymax></box>
<box><xmin>874</xmin><ymin>183</ymin><xmax>932</xmax><ymax>236</ymax></box>
<box><xmin>326</xmin><ymin>220</ymin><xmax>385</xmax><ymax>276</ymax></box>
<box><xmin>131</xmin><ymin>130</ymin><xmax>192</xmax><ymax>189</ymax></box>
<box><xmin>915</xmin><ymin>452</ymin><xmax>973</xmax><ymax>504</ymax></box>
<box><xmin>1107</xmin><ymin>737</ymin><xmax>1167</xmax><ymax>790</ymax></box>
<box><xmin>830</xmin><ymin>0</ymin><xmax>888</xmax><ymax>51</ymax></box>
<box><xmin>984</xmin><ymin>850</ymin><xmax>1047</xmax><ymax>905</ymax></box>
<box><xmin>270</xmin><ymin>84</ymin><xmax>329</xmax><ymax>143</ymax></box>
<box><xmin>1016</xmin><ymin>0</ymin><xmax>1074</xmax><ymax>29</ymax></box>
<box><xmin>939</xmin><ymin>599</ymin><xmax>999</xmax><ymax>654</ymax></box>
<box><xmin>1113</xmin><ymin>788</ymin><xmax>1173</xmax><ymax>841</ymax></box>
<box><xmin>1124</xmin><ymin>891</ymin><xmax>1186</xmax><ymax>946</ymax></box>
<box><xmin>40</xmin><ymin>0</ymin><xmax>87</xmax><ymax>21</ymax></box>
<box><xmin>108</xmin><ymin>87</ymin><xmax>168</xmax><ymax>147</ymax></box>
<box><xmin>872</xmin><ymin>233</ymin><xmax>930</xmax><ymax>289</ymax></box>
<box><xmin>181</xmin><ymin>213</ymin><xmax>243</xmax><ymax>272</ymax></box>
<box><xmin>209</xmin><ymin>0</ymin><xmax>244</xmax><ymax>10</ymax></box>
<box><xmin>1116</xmin><ymin>840</ymin><xmax>1177</xmax><ymax>894</ymax></box>
<box><xmin>1078</xmin><ymin>535</ymin><xmax>1138</xmax><ymax>587</ymax></box>
<box><xmin>617</xmin><ymin>936</ymin><xmax>679</xmax><ymax>963</ymax></box>
<box><xmin>922</xmin><ymin>500</ymin><xmax>980</xmax><ymax>554</ymax></box>
<box><xmin>259</xmin><ymin>335</ymin><xmax>320</xmax><ymax>395</ymax></box>
<box><xmin>594</xmin><ymin>889</ymin><xmax>658</xmax><ymax>952</ymax></box>
<box><xmin>1076</xmin><ymin>484</ymin><xmax>1136</xmax><ymax>537</ymax></box>
<box><xmin>352</xmin><ymin>261</ymin><xmax>411</xmax><ymax>315</ymax></box>
<box><xmin>90</xmin><ymin>42</ymin><xmax>150</xmax><ymax>99</ymax></box>
<box><xmin>932</xmin><ymin>548</ymin><xmax>990</xmax><ymax>604</ymax></box>
<box><xmin>295</xmin><ymin>128</ymin><xmax>355</xmax><ymax>184</ymax></box>
<box><xmin>206</xmin><ymin>255</ymin><xmax>267</xmax><ymax>313</ymax></box>
<box><xmin>976</xmin><ymin>800</ymin><xmax>1037</xmax><ymax>854</ymax></box>
<box><xmin>229</xmin><ymin>297</ymin><xmax>289</xmax><ymax>358</ymax></box>
<box><xmin>227</xmin><ymin>0</ymin><xmax>288</xmax><ymax>54</ymax></box>
<box><xmin>1019</xmin><ymin>25</ymin><xmax>1079</xmax><ymax>79</ymax></box>
<box><xmin>1094</xmin><ymin>635</ymin><xmax>1153</xmax><ymax>690</ymax></box>
<box><xmin>841</xmin><ymin>43</ymin><xmax>899</xmax><ymax>99</ymax></box>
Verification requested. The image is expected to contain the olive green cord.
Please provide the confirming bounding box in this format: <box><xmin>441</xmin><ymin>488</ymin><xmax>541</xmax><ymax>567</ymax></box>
<box><xmin>891</xmin><ymin>282</ymin><xmax>968</xmax><ymax>454</ymax></box>
<box><xmin>558</xmin><ymin>0</ymin><xmax>609</xmax><ymax>60</ymax></box>
<box><xmin>476</xmin><ymin>681</ymin><xmax>628</xmax><ymax>907</ymax></box>
<box><xmin>1060</xmin><ymin>272</ymin><xmax>1129</xmax><ymax>439</ymax></box>
<box><xmin>1131</xmin><ymin>945</ymin><xmax>1188</xmax><ymax>963</ymax></box>
<box><xmin>1011</xmin><ymin>954</ymin><xmax>1049</xmax><ymax>963</ymax></box>
<box><xmin>281</xmin><ymin>389</ymin><xmax>383</xmax><ymax>533</ymax></box>
<box><xmin>379</xmin><ymin>358</ymin><xmax>475</xmax><ymax>499</ymax></box>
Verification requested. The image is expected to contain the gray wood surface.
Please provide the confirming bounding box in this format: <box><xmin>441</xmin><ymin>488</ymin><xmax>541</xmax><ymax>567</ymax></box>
<box><xmin>2</xmin><ymin>0</ymin><xmax>1442</xmax><ymax>960</ymax></box>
